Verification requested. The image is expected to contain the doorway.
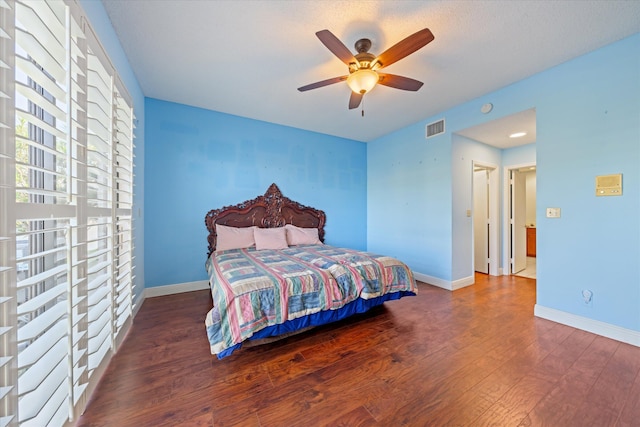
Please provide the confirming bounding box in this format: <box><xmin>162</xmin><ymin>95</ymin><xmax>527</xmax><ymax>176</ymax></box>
<box><xmin>454</xmin><ymin>107</ymin><xmax>537</xmax><ymax>280</ymax></box>
<box><xmin>473</xmin><ymin>162</ymin><xmax>499</xmax><ymax>276</ymax></box>
<box><xmin>507</xmin><ymin>165</ymin><xmax>536</xmax><ymax>277</ymax></box>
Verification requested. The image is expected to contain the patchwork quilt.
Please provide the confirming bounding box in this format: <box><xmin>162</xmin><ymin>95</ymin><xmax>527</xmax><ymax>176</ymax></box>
<box><xmin>204</xmin><ymin>244</ymin><xmax>417</xmax><ymax>356</ymax></box>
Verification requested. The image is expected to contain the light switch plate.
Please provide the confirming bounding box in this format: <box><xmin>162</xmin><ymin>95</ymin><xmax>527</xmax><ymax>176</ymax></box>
<box><xmin>546</xmin><ymin>207</ymin><xmax>561</xmax><ymax>218</ymax></box>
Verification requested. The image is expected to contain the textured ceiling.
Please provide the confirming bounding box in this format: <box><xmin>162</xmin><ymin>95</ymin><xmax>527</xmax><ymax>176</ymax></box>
<box><xmin>101</xmin><ymin>0</ymin><xmax>640</xmax><ymax>143</ymax></box>
<box><xmin>458</xmin><ymin>108</ymin><xmax>537</xmax><ymax>149</ymax></box>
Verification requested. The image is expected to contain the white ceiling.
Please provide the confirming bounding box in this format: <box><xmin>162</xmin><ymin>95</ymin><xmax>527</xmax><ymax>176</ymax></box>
<box><xmin>457</xmin><ymin>108</ymin><xmax>537</xmax><ymax>149</ymax></box>
<box><xmin>101</xmin><ymin>0</ymin><xmax>640</xmax><ymax>144</ymax></box>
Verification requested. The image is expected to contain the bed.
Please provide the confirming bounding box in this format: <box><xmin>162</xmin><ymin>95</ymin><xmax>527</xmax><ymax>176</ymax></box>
<box><xmin>204</xmin><ymin>183</ymin><xmax>417</xmax><ymax>359</ymax></box>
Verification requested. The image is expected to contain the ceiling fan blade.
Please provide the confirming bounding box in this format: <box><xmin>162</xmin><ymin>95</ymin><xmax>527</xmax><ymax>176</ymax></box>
<box><xmin>377</xmin><ymin>73</ymin><xmax>424</xmax><ymax>91</ymax></box>
<box><xmin>316</xmin><ymin>30</ymin><xmax>357</xmax><ymax>66</ymax></box>
<box><xmin>298</xmin><ymin>76</ymin><xmax>347</xmax><ymax>92</ymax></box>
<box><xmin>374</xmin><ymin>28</ymin><xmax>434</xmax><ymax>69</ymax></box>
<box><xmin>349</xmin><ymin>92</ymin><xmax>363</xmax><ymax>109</ymax></box>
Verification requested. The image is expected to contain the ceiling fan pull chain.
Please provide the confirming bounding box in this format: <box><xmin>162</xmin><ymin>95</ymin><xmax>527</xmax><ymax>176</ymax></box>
<box><xmin>361</xmin><ymin>96</ymin><xmax>365</xmax><ymax>117</ymax></box>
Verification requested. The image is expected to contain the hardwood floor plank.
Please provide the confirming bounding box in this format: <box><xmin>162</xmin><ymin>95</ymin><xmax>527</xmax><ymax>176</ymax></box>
<box><xmin>265</xmin><ymin>318</ymin><xmax>397</xmax><ymax>386</ymax></box>
<box><xmin>406</xmin><ymin>321</ymin><xmax>549</xmax><ymax>425</ymax></box>
<box><xmin>75</xmin><ymin>277</ymin><xmax>640</xmax><ymax>427</ymax></box>
<box><xmin>322</xmin><ymin>405</ymin><xmax>378</xmax><ymax>427</ymax></box>
<box><xmin>571</xmin><ymin>340</ymin><xmax>640</xmax><ymax>426</ymax></box>
<box><xmin>471</xmin><ymin>373</ymin><xmax>557</xmax><ymax>426</ymax></box>
<box><xmin>617</xmin><ymin>367</ymin><xmax>640</xmax><ymax>427</ymax></box>
<box><xmin>525</xmin><ymin>333</ymin><xmax>620</xmax><ymax>426</ymax></box>
<box><xmin>381</xmin><ymin>328</ymin><xmax>556</xmax><ymax>426</ymax></box>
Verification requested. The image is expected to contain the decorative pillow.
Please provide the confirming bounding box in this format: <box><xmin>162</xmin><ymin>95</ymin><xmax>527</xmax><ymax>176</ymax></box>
<box><xmin>254</xmin><ymin>227</ymin><xmax>289</xmax><ymax>250</ymax></box>
<box><xmin>285</xmin><ymin>224</ymin><xmax>322</xmax><ymax>245</ymax></box>
<box><xmin>216</xmin><ymin>224</ymin><xmax>256</xmax><ymax>251</ymax></box>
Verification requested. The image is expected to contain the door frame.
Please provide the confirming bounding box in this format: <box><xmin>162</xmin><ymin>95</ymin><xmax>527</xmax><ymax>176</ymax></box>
<box><xmin>472</xmin><ymin>161</ymin><xmax>499</xmax><ymax>276</ymax></box>
<box><xmin>502</xmin><ymin>162</ymin><xmax>536</xmax><ymax>275</ymax></box>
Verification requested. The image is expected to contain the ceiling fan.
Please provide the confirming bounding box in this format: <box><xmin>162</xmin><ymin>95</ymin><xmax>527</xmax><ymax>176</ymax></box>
<box><xmin>298</xmin><ymin>28</ymin><xmax>435</xmax><ymax>110</ymax></box>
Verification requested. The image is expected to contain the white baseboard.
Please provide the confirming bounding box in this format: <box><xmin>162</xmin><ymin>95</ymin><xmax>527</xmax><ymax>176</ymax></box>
<box><xmin>144</xmin><ymin>280</ymin><xmax>210</xmax><ymax>298</ymax></box>
<box><xmin>535</xmin><ymin>304</ymin><xmax>640</xmax><ymax>348</ymax></box>
<box><xmin>413</xmin><ymin>272</ymin><xmax>474</xmax><ymax>291</ymax></box>
<box><xmin>452</xmin><ymin>275</ymin><xmax>475</xmax><ymax>290</ymax></box>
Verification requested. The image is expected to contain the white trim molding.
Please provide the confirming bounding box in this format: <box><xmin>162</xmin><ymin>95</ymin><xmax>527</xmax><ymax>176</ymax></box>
<box><xmin>414</xmin><ymin>272</ymin><xmax>474</xmax><ymax>291</ymax></box>
<box><xmin>132</xmin><ymin>293</ymin><xmax>145</xmax><ymax>317</ymax></box>
<box><xmin>535</xmin><ymin>304</ymin><xmax>640</xmax><ymax>348</ymax></box>
<box><xmin>145</xmin><ymin>280</ymin><xmax>210</xmax><ymax>298</ymax></box>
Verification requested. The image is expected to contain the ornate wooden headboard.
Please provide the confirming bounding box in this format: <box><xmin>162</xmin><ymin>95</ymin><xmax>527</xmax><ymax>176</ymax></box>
<box><xmin>204</xmin><ymin>183</ymin><xmax>326</xmax><ymax>257</ymax></box>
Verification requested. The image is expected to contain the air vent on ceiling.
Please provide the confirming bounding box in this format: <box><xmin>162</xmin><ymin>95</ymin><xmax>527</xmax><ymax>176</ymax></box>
<box><xmin>426</xmin><ymin>119</ymin><xmax>445</xmax><ymax>139</ymax></box>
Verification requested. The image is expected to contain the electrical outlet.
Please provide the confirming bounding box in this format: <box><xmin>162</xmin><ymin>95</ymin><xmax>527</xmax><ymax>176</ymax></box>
<box><xmin>582</xmin><ymin>289</ymin><xmax>593</xmax><ymax>305</ymax></box>
<box><xmin>546</xmin><ymin>207</ymin><xmax>561</xmax><ymax>218</ymax></box>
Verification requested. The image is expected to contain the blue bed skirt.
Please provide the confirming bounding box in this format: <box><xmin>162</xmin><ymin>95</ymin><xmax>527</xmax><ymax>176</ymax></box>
<box><xmin>216</xmin><ymin>290</ymin><xmax>416</xmax><ymax>359</ymax></box>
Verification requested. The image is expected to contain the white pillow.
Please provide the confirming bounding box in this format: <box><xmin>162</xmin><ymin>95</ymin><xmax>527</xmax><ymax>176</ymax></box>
<box><xmin>285</xmin><ymin>224</ymin><xmax>322</xmax><ymax>245</ymax></box>
<box><xmin>254</xmin><ymin>227</ymin><xmax>288</xmax><ymax>250</ymax></box>
<box><xmin>216</xmin><ymin>224</ymin><xmax>256</xmax><ymax>251</ymax></box>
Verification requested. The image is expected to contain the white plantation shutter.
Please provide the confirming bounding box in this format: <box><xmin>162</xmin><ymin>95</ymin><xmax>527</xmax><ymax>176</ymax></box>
<box><xmin>0</xmin><ymin>1</ymin><xmax>18</xmax><ymax>426</ymax></box>
<box><xmin>112</xmin><ymin>85</ymin><xmax>133</xmax><ymax>342</ymax></box>
<box><xmin>67</xmin><ymin>7</ymin><xmax>89</xmax><ymax>411</ymax></box>
<box><xmin>127</xmin><ymin>112</ymin><xmax>140</xmax><ymax>315</ymax></box>
<box><xmin>0</xmin><ymin>1</ymin><xmax>136</xmax><ymax>426</ymax></box>
<box><xmin>85</xmin><ymin>46</ymin><xmax>113</xmax><ymax>375</ymax></box>
<box><xmin>14</xmin><ymin>1</ymin><xmax>72</xmax><ymax>425</ymax></box>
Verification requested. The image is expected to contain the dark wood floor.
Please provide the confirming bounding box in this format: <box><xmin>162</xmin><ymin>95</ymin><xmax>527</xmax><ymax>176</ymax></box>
<box><xmin>76</xmin><ymin>274</ymin><xmax>640</xmax><ymax>427</ymax></box>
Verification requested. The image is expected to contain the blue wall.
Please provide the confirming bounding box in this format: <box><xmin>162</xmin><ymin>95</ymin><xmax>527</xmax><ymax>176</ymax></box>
<box><xmin>368</xmin><ymin>122</ymin><xmax>453</xmax><ymax>279</ymax></box>
<box><xmin>368</xmin><ymin>33</ymin><xmax>639</xmax><ymax>333</ymax></box>
<box><xmin>80</xmin><ymin>0</ymin><xmax>146</xmax><ymax>303</ymax></box>
<box><xmin>535</xmin><ymin>34</ymin><xmax>639</xmax><ymax>331</ymax></box>
<box><xmin>144</xmin><ymin>99</ymin><xmax>367</xmax><ymax>287</ymax></box>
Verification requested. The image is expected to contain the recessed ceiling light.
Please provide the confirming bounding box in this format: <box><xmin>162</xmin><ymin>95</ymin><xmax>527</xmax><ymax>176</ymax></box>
<box><xmin>509</xmin><ymin>132</ymin><xmax>527</xmax><ymax>138</ymax></box>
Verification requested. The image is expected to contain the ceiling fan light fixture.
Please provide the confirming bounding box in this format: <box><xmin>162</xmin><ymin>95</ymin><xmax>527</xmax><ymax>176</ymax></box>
<box><xmin>301</xmin><ymin>28</ymin><xmax>434</xmax><ymax>109</ymax></box>
<box><xmin>347</xmin><ymin>69</ymin><xmax>378</xmax><ymax>94</ymax></box>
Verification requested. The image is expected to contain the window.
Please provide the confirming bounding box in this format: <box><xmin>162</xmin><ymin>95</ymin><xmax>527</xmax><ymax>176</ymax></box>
<box><xmin>0</xmin><ymin>1</ymin><xmax>135</xmax><ymax>426</ymax></box>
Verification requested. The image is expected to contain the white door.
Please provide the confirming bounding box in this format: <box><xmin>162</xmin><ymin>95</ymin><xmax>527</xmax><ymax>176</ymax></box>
<box><xmin>474</xmin><ymin>169</ymin><xmax>489</xmax><ymax>273</ymax></box>
<box><xmin>511</xmin><ymin>170</ymin><xmax>527</xmax><ymax>274</ymax></box>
